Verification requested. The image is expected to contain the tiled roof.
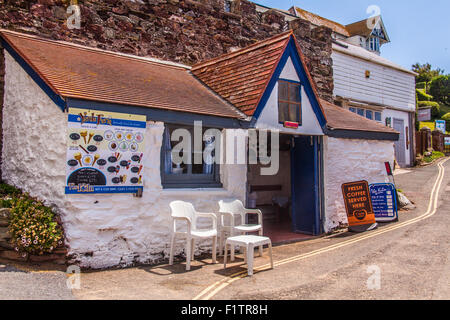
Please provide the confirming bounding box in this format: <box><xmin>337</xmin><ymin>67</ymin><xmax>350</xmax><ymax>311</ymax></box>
<box><xmin>320</xmin><ymin>99</ymin><xmax>399</xmax><ymax>135</ymax></box>
<box><xmin>293</xmin><ymin>7</ymin><xmax>351</xmax><ymax>37</ymax></box>
<box><xmin>345</xmin><ymin>17</ymin><xmax>377</xmax><ymax>37</ymax></box>
<box><xmin>191</xmin><ymin>31</ymin><xmax>293</xmax><ymax>117</ymax></box>
<box><xmin>0</xmin><ymin>30</ymin><xmax>244</xmax><ymax>119</ymax></box>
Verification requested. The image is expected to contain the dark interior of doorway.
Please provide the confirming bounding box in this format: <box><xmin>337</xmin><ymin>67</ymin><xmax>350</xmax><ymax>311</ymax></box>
<box><xmin>247</xmin><ymin>134</ymin><xmax>316</xmax><ymax>244</ymax></box>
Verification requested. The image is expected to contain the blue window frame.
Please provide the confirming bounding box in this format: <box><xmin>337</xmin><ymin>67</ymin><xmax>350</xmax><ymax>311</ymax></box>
<box><xmin>375</xmin><ymin>112</ymin><xmax>382</xmax><ymax>122</ymax></box>
<box><xmin>357</xmin><ymin>108</ymin><xmax>365</xmax><ymax>117</ymax></box>
<box><xmin>278</xmin><ymin>80</ymin><xmax>302</xmax><ymax>124</ymax></box>
<box><xmin>160</xmin><ymin>125</ymin><xmax>221</xmax><ymax>189</ymax></box>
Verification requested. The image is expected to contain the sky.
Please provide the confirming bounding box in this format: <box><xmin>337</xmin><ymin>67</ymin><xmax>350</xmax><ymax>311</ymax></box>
<box><xmin>257</xmin><ymin>0</ymin><xmax>450</xmax><ymax>74</ymax></box>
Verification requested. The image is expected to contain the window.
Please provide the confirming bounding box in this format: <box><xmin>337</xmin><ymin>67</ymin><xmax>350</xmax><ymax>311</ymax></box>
<box><xmin>375</xmin><ymin>112</ymin><xmax>382</xmax><ymax>122</ymax></box>
<box><xmin>278</xmin><ymin>80</ymin><xmax>301</xmax><ymax>124</ymax></box>
<box><xmin>367</xmin><ymin>37</ymin><xmax>380</xmax><ymax>52</ymax></box>
<box><xmin>357</xmin><ymin>108</ymin><xmax>365</xmax><ymax>117</ymax></box>
<box><xmin>161</xmin><ymin>125</ymin><xmax>221</xmax><ymax>189</ymax></box>
<box><xmin>350</xmin><ymin>107</ymin><xmax>382</xmax><ymax>123</ymax></box>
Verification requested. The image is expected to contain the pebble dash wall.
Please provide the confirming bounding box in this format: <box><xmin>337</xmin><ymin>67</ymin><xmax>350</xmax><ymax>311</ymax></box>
<box><xmin>2</xmin><ymin>51</ymin><xmax>247</xmax><ymax>268</ymax></box>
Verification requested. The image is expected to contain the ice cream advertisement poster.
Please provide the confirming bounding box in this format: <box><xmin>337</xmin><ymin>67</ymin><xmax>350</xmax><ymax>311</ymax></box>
<box><xmin>66</xmin><ymin>108</ymin><xmax>146</xmax><ymax>194</ymax></box>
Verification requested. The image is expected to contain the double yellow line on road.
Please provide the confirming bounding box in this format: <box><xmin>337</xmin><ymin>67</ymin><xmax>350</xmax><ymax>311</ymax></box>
<box><xmin>193</xmin><ymin>158</ymin><xmax>450</xmax><ymax>300</ymax></box>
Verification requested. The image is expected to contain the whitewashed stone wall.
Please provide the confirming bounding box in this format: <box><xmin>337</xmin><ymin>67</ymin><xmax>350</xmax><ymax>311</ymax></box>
<box><xmin>2</xmin><ymin>52</ymin><xmax>247</xmax><ymax>268</ymax></box>
<box><xmin>323</xmin><ymin>136</ymin><xmax>395</xmax><ymax>232</ymax></box>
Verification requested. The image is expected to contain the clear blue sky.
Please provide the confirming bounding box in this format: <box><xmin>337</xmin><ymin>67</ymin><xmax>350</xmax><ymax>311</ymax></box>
<box><xmin>257</xmin><ymin>0</ymin><xmax>450</xmax><ymax>74</ymax></box>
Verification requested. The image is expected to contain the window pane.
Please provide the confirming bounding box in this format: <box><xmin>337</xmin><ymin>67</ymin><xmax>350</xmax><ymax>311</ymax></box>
<box><xmin>366</xmin><ymin>110</ymin><xmax>373</xmax><ymax>120</ymax></box>
<box><xmin>357</xmin><ymin>109</ymin><xmax>365</xmax><ymax>116</ymax></box>
<box><xmin>278</xmin><ymin>81</ymin><xmax>289</xmax><ymax>100</ymax></box>
<box><xmin>279</xmin><ymin>102</ymin><xmax>289</xmax><ymax>123</ymax></box>
<box><xmin>289</xmin><ymin>83</ymin><xmax>301</xmax><ymax>103</ymax></box>
<box><xmin>349</xmin><ymin>107</ymin><xmax>357</xmax><ymax>113</ymax></box>
<box><xmin>288</xmin><ymin>104</ymin><xmax>299</xmax><ymax>122</ymax></box>
<box><xmin>375</xmin><ymin>112</ymin><xmax>382</xmax><ymax>121</ymax></box>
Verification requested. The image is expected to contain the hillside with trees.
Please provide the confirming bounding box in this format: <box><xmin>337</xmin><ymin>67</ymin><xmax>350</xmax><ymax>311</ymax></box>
<box><xmin>413</xmin><ymin>63</ymin><xmax>450</xmax><ymax>132</ymax></box>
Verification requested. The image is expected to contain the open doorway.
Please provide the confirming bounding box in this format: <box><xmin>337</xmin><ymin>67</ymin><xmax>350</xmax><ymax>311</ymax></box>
<box><xmin>247</xmin><ymin>134</ymin><xmax>321</xmax><ymax>243</ymax></box>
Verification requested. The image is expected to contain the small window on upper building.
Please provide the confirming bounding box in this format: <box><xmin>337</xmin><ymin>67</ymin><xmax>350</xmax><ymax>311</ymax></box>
<box><xmin>367</xmin><ymin>37</ymin><xmax>380</xmax><ymax>53</ymax></box>
<box><xmin>349</xmin><ymin>107</ymin><xmax>383</xmax><ymax>123</ymax></box>
<box><xmin>278</xmin><ymin>80</ymin><xmax>301</xmax><ymax>124</ymax></box>
<box><xmin>374</xmin><ymin>112</ymin><xmax>382</xmax><ymax>122</ymax></box>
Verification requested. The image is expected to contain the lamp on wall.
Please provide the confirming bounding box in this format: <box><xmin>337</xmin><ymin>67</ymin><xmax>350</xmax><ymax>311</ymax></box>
<box><xmin>365</xmin><ymin>70</ymin><xmax>371</xmax><ymax>78</ymax></box>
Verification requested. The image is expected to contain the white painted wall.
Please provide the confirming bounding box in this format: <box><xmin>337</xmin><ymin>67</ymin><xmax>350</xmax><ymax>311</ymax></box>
<box><xmin>2</xmin><ymin>52</ymin><xmax>247</xmax><ymax>269</ymax></box>
<box><xmin>255</xmin><ymin>57</ymin><xmax>324</xmax><ymax>136</ymax></box>
<box><xmin>323</xmin><ymin>136</ymin><xmax>395</xmax><ymax>232</ymax></box>
<box><xmin>383</xmin><ymin>108</ymin><xmax>412</xmax><ymax>167</ymax></box>
<box><xmin>332</xmin><ymin>48</ymin><xmax>416</xmax><ymax>112</ymax></box>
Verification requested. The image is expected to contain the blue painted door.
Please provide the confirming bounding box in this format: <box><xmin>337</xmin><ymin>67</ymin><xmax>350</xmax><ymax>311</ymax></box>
<box><xmin>291</xmin><ymin>136</ymin><xmax>320</xmax><ymax>235</ymax></box>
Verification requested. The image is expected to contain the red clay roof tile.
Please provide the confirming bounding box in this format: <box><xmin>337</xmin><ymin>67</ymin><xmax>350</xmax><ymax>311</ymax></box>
<box><xmin>192</xmin><ymin>31</ymin><xmax>293</xmax><ymax>117</ymax></box>
<box><xmin>0</xmin><ymin>30</ymin><xmax>244</xmax><ymax>119</ymax></box>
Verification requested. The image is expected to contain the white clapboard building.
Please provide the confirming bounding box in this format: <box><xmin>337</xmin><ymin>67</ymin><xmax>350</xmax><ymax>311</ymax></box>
<box><xmin>254</xmin><ymin>3</ymin><xmax>417</xmax><ymax>167</ymax></box>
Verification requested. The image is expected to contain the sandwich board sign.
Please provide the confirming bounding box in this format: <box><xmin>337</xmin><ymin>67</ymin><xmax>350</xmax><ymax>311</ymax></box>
<box><xmin>369</xmin><ymin>183</ymin><xmax>398</xmax><ymax>222</ymax></box>
<box><xmin>341</xmin><ymin>180</ymin><xmax>377</xmax><ymax>232</ymax></box>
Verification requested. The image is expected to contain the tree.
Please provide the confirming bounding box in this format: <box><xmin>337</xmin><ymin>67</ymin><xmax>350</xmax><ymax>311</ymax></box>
<box><xmin>412</xmin><ymin>63</ymin><xmax>444</xmax><ymax>91</ymax></box>
<box><xmin>429</xmin><ymin>75</ymin><xmax>450</xmax><ymax>105</ymax></box>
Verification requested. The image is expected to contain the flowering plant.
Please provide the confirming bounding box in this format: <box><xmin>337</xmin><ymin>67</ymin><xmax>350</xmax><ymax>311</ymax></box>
<box><xmin>8</xmin><ymin>195</ymin><xmax>63</xmax><ymax>256</ymax></box>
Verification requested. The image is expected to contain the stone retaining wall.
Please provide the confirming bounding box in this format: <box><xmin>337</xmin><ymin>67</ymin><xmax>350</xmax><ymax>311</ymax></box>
<box><xmin>0</xmin><ymin>0</ymin><xmax>333</xmax><ymax>100</ymax></box>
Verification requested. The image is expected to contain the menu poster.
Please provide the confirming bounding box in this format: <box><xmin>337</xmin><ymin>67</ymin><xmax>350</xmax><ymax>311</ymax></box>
<box><xmin>369</xmin><ymin>183</ymin><xmax>398</xmax><ymax>222</ymax></box>
<box><xmin>65</xmin><ymin>108</ymin><xmax>146</xmax><ymax>194</ymax></box>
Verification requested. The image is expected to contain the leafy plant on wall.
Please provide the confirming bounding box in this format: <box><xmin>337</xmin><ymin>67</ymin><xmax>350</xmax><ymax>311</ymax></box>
<box><xmin>8</xmin><ymin>195</ymin><xmax>63</xmax><ymax>256</ymax></box>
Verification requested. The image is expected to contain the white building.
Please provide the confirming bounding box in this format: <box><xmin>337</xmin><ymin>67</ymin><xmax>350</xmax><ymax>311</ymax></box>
<box><xmin>254</xmin><ymin>3</ymin><xmax>417</xmax><ymax>167</ymax></box>
<box><xmin>1</xmin><ymin>30</ymin><xmax>398</xmax><ymax>268</ymax></box>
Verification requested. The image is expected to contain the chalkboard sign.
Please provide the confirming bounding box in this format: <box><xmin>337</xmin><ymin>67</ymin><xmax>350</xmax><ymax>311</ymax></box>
<box><xmin>67</xmin><ymin>168</ymin><xmax>107</xmax><ymax>186</ymax></box>
<box><xmin>369</xmin><ymin>183</ymin><xmax>398</xmax><ymax>222</ymax></box>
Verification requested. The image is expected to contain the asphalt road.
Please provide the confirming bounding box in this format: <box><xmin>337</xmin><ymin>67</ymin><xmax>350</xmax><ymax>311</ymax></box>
<box><xmin>0</xmin><ymin>158</ymin><xmax>448</xmax><ymax>300</ymax></box>
<box><xmin>211</xmin><ymin>159</ymin><xmax>450</xmax><ymax>300</ymax></box>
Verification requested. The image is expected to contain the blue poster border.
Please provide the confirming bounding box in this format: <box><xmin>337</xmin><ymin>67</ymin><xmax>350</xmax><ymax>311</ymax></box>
<box><xmin>369</xmin><ymin>183</ymin><xmax>399</xmax><ymax>222</ymax></box>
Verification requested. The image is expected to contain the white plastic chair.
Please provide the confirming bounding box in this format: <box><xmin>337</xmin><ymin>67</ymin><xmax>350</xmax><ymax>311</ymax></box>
<box><xmin>218</xmin><ymin>199</ymin><xmax>263</xmax><ymax>260</ymax></box>
<box><xmin>169</xmin><ymin>201</ymin><xmax>217</xmax><ymax>271</ymax></box>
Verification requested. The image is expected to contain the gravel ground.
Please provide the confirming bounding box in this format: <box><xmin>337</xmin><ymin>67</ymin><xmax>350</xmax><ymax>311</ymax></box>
<box><xmin>0</xmin><ymin>263</ymin><xmax>73</xmax><ymax>300</ymax></box>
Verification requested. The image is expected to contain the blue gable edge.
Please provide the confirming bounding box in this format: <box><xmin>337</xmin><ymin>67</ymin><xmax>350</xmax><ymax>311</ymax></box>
<box><xmin>1</xmin><ymin>38</ymin><xmax>66</xmax><ymax>111</ymax></box>
<box><xmin>250</xmin><ymin>37</ymin><xmax>327</xmax><ymax>129</ymax></box>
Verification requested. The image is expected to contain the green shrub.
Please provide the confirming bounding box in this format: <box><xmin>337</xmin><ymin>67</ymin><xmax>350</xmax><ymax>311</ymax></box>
<box><xmin>418</xmin><ymin>101</ymin><xmax>440</xmax><ymax>108</ymax></box>
<box><xmin>442</xmin><ymin>113</ymin><xmax>450</xmax><ymax>121</ymax></box>
<box><xmin>430</xmin><ymin>75</ymin><xmax>450</xmax><ymax>105</ymax></box>
<box><xmin>9</xmin><ymin>195</ymin><xmax>63</xmax><ymax>256</ymax></box>
<box><xmin>0</xmin><ymin>183</ymin><xmax>21</xmax><ymax>196</ymax></box>
<box><xmin>423</xmin><ymin>151</ymin><xmax>445</xmax><ymax>163</ymax></box>
<box><xmin>416</xmin><ymin>82</ymin><xmax>427</xmax><ymax>89</ymax></box>
<box><xmin>416</xmin><ymin>88</ymin><xmax>433</xmax><ymax>101</ymax></box>
<box><xmin>0</xmin><ymin>199</ymin><xmax>13</xmax><ymax>208</ymax></box>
